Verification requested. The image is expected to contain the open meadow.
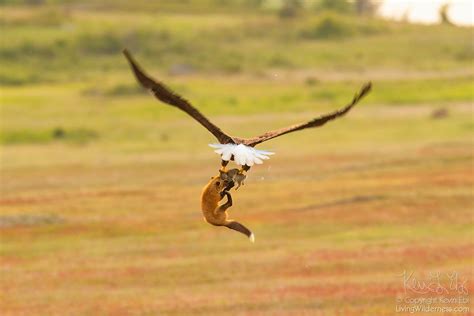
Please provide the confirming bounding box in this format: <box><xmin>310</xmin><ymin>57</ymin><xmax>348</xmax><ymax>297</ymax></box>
<box><xmin>0</xmin><ymin>2</ymin><xmax>473</xmax><ymax>315</ymax></box>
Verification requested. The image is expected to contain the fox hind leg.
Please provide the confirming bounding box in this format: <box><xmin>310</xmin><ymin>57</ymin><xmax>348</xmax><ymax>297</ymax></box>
<box><xmin>217</xmin><ymin>192</ymin><xmax>233</xmax><ymax>212</ymax></box>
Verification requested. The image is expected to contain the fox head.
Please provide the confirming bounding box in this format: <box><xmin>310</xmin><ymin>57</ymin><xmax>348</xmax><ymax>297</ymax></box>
<box><xmin>208</xmin><ymin>172</ymin><xmax>234</xmax><ymax>193</ymax></box>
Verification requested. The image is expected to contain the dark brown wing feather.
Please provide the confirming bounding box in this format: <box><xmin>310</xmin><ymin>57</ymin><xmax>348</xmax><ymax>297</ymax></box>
<box><xmin>123</xmin><ymin>49</ymin><xmax>234</xmax><ymax>144</ymax></box>
<box><xmin>242</xmin><ymin>82</ymin><xmax>372</xmax><ymax>147</ymax></box>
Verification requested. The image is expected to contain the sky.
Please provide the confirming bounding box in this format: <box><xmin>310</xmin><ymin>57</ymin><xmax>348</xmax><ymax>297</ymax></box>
<box><xmin>378</xmin><ymin>0</ymin><xmax>473</xmax><ymax>26</ymax></box>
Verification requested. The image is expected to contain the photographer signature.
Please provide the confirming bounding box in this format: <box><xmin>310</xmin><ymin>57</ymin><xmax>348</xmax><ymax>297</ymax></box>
<box><xmin>400</xmin><ymin>270</ymin><xmax>468</xmax><ymax>295</ymax></box>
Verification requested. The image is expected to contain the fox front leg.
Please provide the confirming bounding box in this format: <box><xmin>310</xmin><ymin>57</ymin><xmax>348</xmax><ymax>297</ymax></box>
<box><xmin>217</xmin><ymin>191</ymin><xmax>233</xmax><ymax>212</ymax></box>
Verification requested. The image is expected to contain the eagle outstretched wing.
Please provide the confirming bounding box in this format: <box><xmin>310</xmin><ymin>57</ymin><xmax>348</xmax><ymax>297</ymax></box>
<box><xmin>241</xmin><ymin>82</ymin><xmax>372</xmax><ymax>147</ymax></box>
<box><xmin>123</xmin><ymin>49</ymin><xmax>371</xmax><ymax>148</ymax></box>
<box><xmin>123</xmin><ymin>49</ymin><xmax>234</xmax><ymax>144</ymax></box>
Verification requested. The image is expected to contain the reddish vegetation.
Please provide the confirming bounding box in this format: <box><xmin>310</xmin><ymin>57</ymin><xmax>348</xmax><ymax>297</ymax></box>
<box><xmin>1</xmin><ymin>142</ymin><xmax>471</xmax><ymax>314</ymax></box>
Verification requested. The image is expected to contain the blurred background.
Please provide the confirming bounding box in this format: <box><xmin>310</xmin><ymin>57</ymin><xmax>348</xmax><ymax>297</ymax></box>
<box><xmin>1</xmin><ymin>1</ymin><xmax>472</xmax><ymax>315</ymax></box>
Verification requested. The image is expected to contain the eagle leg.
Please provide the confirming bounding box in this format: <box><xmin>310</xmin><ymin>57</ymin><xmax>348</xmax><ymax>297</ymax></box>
<box><xmin>239</xmin><ymin>165</ymin><xmax>251</xmax><ymax>173</ymax></box>
<box><xmin>220</xmin><ymin>159</ymin><xmax>229</xmax><ymax>172</ymax></box>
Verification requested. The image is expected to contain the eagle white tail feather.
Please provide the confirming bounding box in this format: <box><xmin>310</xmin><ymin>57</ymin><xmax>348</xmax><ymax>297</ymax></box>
<box><xmin>209</xmin><ymin>143</ymin><xmax>274</xmax><ymax>166</ymax></box>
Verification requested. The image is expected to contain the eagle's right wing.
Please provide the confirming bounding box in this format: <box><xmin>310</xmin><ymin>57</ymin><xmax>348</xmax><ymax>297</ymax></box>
<box><xmin>123</xmin><ymin>49</ymin><xmax>234</xmax><ymax>145</ymax></box>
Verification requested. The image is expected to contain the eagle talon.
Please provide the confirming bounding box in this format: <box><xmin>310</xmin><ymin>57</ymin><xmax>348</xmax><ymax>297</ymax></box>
<box><xmin>240</xmin><ymin>165</ymin><xmax>251</xmax><ymax>174</ymax></box>
<box><xmin>220</xmin><ymin>159</ymin><xmax>229</xmax><ymax>172</ymax></box>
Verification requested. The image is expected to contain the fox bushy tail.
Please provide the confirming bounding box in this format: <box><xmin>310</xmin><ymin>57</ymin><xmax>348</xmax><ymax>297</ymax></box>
<box><xmin>225</xmin><ymin>220</ymin><xmax>254</xmax><ymax>243</ymax></box>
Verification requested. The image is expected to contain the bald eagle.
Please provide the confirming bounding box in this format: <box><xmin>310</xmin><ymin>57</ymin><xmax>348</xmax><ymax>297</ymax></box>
<box><xmin>123</xmin><ymin>50</ymin><xmax>371</xmax><ymax>175</ymax></box>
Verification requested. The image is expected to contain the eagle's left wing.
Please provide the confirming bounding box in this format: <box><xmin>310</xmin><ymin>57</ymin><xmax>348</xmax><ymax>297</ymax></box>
<box><xmin>242</xmin><ymin>82</ymin><xmax>372</xmax><ymax>147</ymax></box>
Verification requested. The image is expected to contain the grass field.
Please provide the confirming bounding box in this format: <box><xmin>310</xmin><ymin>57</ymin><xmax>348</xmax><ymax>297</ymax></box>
<box><xmin>1</xmin><ymin>2</ymin><xmax>473</xmax><ymax>315</ymax></box>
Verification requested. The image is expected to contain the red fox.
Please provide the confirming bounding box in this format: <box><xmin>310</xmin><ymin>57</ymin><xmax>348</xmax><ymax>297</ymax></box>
<box><xmin>201</xmin><ymin>173</ymin><xmax>254</xmax><ymax>242</ymax></box>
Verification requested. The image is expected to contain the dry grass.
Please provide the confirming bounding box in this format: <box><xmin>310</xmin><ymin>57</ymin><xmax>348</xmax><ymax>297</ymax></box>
<box><xmin>1</xmin><ymin>102</ymin><xmax>472</xmax><ymax>315</ymax></box>
<box><xmin>1</xmin><ymin>4</ymin><xmax>473</xmax><ymax>314</ymax></box>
